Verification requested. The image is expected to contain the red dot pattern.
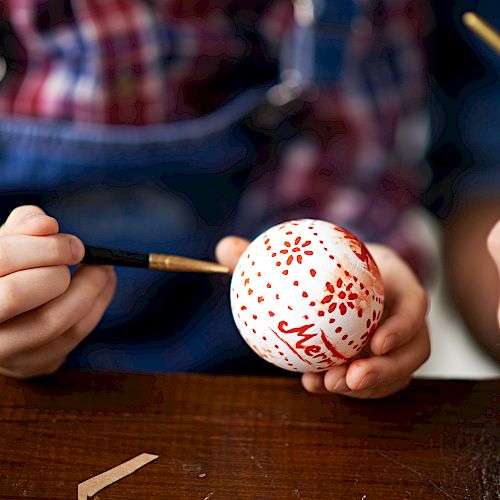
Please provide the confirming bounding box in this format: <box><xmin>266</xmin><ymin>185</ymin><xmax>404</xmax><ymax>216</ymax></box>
<box><xmin>230</xmin><ymin>219</ymin><xmax>384</xmax><ymax>372</ymax></box>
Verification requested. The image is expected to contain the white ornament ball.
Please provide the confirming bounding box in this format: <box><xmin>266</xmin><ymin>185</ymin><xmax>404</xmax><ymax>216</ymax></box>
<box><xmin>230</xmin><ymin>219</ymin><xmax>384</xmax><ymax>372</ymax></box>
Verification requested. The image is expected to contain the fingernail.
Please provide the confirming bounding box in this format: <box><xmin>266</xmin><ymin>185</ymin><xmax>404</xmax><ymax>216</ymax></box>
<box><xmin>382</xmin><ymin>334</ymin><xmax>397</xmax><ymax>354</ymax></box>
<box><xmin>357</xmin><ymin>372</ymin><xmax>379</xmax><ymax>391</ymax></box>
<box><xmin>71</xmin><ymin>238</ymin><xmax>84</xmax><ymax>261</ymax></box>
<box><xmin>333</xmin><ymin>378</ymin><xmax>351</xmax><ymax>392</ymax></box>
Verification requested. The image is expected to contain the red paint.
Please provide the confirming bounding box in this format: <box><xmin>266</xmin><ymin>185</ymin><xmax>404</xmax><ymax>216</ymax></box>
<box><xmin>270</xmin><ymin>328</ymin><xmax>312</xmax><ymax>365</ymax></box>
<box><xmin>278</xmin><ymin>321</ymin><xmax>323</xmax><ymax>360</ymax></box>
<box><xmin>321</xmin><ymin>330</ymin><xmax>348</xmax><ymax>360</ymax></box>
<box><xmin>232</xmin><ymin>219</ymin><xmax>384</xmax><ymax>372</ymax></box>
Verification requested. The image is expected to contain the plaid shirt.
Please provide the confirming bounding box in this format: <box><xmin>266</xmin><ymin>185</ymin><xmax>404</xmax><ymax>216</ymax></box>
<box><xmin>0</xmin><ymin>0</ymin><xmax>432</xmax><ymax>278</ymax></box>
<box><xmin>0</xmin><ymin>0</ymin><xmax>291</xmax><ymax>122</ymax></box>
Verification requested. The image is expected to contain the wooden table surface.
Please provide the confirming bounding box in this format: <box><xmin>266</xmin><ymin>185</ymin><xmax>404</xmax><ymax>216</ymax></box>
<box><xmin>0</xmin><ymin>371</ymin><xmax>498</xmax><ymax>500</ymax></box>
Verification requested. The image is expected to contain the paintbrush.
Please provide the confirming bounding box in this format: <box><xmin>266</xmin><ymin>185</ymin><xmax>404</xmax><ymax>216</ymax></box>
<box><xmin>82</xmin><ymin>245</ymin><xmax>230</xmax><ymax>274</ymax></box>
<box><xmin>463</xmin><ymin>11</ymin><xmax>500</xmax><ymax>54</ymax></box>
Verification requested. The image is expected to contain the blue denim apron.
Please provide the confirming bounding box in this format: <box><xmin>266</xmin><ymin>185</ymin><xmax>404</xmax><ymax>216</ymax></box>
<box><xmin>0</xmin><ymin>86</ymin><xmax>288</xmax><ymax>375</ymax></box>
<box><xmin>0</xmin><ymin>0</ymin><xmax>357</xmax><ymax>374</ymax></box>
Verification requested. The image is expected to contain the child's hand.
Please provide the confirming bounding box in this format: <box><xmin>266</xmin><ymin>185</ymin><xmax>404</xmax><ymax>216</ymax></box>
<box><xmin>217</xmin><ymin>237</ymin><xmax>430</xmax><ymax>399</ymax></box>
<box><xmin>302</xmin><ymin>244</ymin><xmax>430</xmax><ymax>398</ymax></box>
<box><xmin>0</xmin><ymin>206</ymin><xmax>116</xmax><ymax>379</ymax></box>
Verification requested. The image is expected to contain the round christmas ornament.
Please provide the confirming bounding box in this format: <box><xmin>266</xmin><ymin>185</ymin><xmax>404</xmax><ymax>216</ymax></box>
<box><xmin>230</xmin><ymin>219</ymin><xmax>384</xmax><ymax>372</ymax></box>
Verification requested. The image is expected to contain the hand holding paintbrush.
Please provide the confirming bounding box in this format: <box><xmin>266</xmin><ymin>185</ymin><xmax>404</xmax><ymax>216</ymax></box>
<box><xmin>0</xmin><ymin>205</ymin><xmax>230</xmax><ymax>379</ymax></box>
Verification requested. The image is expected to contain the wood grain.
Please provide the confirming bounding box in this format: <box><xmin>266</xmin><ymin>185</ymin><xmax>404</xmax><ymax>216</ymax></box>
<box><xmin>0</xmin><ymin>372</ymin><xmax>498</xmax><ymax>499</ymax></box>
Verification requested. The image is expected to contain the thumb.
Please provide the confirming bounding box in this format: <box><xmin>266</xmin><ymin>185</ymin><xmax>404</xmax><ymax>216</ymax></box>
<box><xmin>0</xmin><ymin>205</ymin><xmax>59</xmax><ymax>237</ymax></box>
<box><xmin>215</xmin><ymin>236</ymin><xmax>250</xmax><ymax>273</ymax></box>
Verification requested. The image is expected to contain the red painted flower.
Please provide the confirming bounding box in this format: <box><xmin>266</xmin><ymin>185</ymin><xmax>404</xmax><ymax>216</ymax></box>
<box><xmin>278</xmin><ymin>236</ymin><xmax>314</xmax><ymax>265</ymax></box>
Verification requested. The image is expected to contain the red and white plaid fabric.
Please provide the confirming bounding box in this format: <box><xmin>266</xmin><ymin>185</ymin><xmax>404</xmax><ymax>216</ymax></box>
<box><xmin>0</xmin><ymin>0</ymin><xmax>291</xmax><ymax>123</ymax></box>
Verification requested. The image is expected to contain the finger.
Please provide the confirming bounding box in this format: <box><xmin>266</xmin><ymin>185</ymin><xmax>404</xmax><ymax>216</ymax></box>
<box><xmin>323</xmin><ymin>365</ymin><xmax>352</xmax><ymax>393</ymax></box>
<box><xmin>301</xmin><ymin>372</ymin><xmax>329</xmax><ymax>394</ymax></box>
<box><xmin>367</xmin><ymin>247</ymin><xmax>429</xmax><ymax>356</ymax></box>
<box><xmin>0</xmin><ymin>266</ymin><xmax>71</xmax><ymax>323</ymax></box>
<box><xmin>215</xmin><ymin>236</ymin><xmax>250</xmax><ymax>273</ymax></box>
<box><xmin>0</xmin><ymin>234</ymin><xmax>85</xmax><ymax>277</ymax></box>
<box><xmin>0</xmin><ymin>265</ymin><xmax>115</xmax><ymax>361</ymax></box>
<box><xmin>370</xmin><ymin>288</ymin><xmax>428</xmax><ymax>356</ymax></box>
<box><xmin>1</xmin><ymin>272</ymin><xmax>116</xmax><ymax>379</ymax></box>
<box><xmin>486</xmin><ymin>219</ymin><xmax>500</xmax><ymax>257</ymax></box>
<box><xmin>0</xmin><ymin>355</ymin><xmax>65</xmax><ymax>380</ymax></box>
<box><xmin>48</xmin><ymin>269</ymin><xmax>116</xmax><ymax>356</ymax></box>
<box><xmin>0</xmin><ymin>205</ymin><xmax>59</xmax><ymax>237</ymax></box>
<box><xmin>345</xmin><ymin>324</ymin><xmax>430</xmax><ymax>392</ymax></box>
<box><xmin>338</xmin><ymin>377</ymin><xmax>412</xmax><ymax>399</ymax></box>
<box><xmin>487</xmin><ymin>222</ymin><xmax>500</xmax><ymax>323</ymax></box>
